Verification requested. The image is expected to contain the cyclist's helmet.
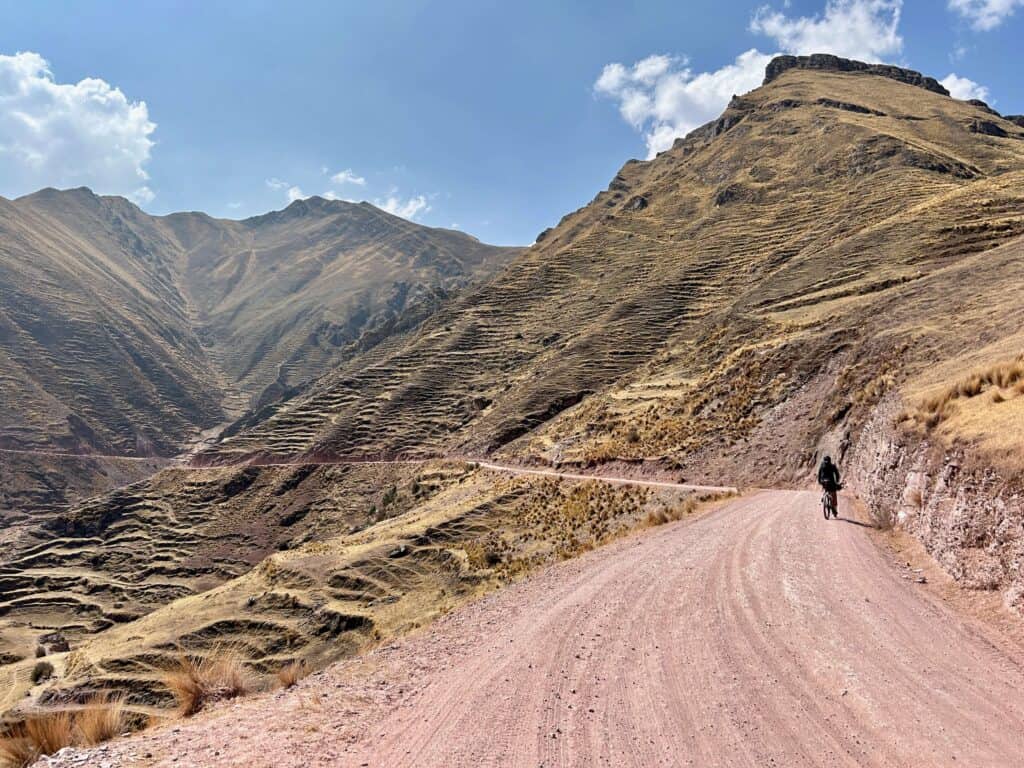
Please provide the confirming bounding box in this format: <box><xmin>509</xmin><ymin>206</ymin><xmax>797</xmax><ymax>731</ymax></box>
<box><xmin>823</xmin><ymin>455</ymin><xmax>832</xmax><ymax>463</ymax></box>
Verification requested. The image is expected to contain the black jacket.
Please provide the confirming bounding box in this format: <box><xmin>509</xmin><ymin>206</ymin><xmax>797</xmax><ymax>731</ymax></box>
<box><xmin>818</xmin><ymin>460</ymin><xmax>841</xmax><ymax>489</ymax></box>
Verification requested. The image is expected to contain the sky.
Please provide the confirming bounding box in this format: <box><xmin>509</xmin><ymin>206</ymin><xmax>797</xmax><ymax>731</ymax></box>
<box><xmin>1</xmin><ymin>0</ymin><xmax>1022</xmax><ymax>245</ymax></box>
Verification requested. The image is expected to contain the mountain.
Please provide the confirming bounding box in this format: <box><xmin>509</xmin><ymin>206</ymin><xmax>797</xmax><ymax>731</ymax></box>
<box><xmin>0</xmin><ymin>192</ymin><xmax>518</xmax><ymax>515</ymax></box>
<box><xmin>4</xmin><ymin>54</ymin><xmax>1024</xmax><ymax>717</ymax></box>
<box><xmin>199</xmin><ymin>55</ymin><xmax>1024</xmax><ymax>473</ymax></box>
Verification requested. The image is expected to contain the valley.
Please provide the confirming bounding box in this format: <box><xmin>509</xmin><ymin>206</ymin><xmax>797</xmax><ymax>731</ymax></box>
<box><xmin>3</xmin><ymin>52</ymin><xmax>1024</xmax><ymax>766</ymax></box>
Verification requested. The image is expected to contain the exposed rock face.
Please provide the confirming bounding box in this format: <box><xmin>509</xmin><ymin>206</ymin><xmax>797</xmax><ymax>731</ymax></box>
<box><xmin>763</xmin><ymin>54</ymin><xmax>950</xmax><ymax>96</ymax></box>
<box><xmin>970</xmin><ymin>119</ymin><xmax>1010</xmax><ymax>138</ymax></box>
<box><xmin>967</xmin><ymin>98</ymin><xmax>1001</xmax><ymax>116</ymax></box>
<box><xmin>849</xmin><ymin>398</ymin><xmax>1024</xmax><ymax>611</ymax></box>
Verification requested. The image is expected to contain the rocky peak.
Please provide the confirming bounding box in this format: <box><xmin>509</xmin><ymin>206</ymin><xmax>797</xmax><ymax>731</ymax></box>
<box><xmin>763</xmin><ymin>54</ymin><xmax>950</xmax><ymax>97</ymax></box>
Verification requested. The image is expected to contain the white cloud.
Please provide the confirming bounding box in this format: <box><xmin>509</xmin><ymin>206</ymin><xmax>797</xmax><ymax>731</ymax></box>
<box><xmin>265</xmin><ymin>177</ymin><xmax>308</xmax><ymax>203</ymax></box>
<box><xmin>330</xmin><ymin>168</ymin><xmax>366</xmax><ymax>186</ymax></box>
<box><xmin>227</xmin><ymin>201</ymin><xmax>242</xmax><ymax>209</ymax></box>
<box><xmin>0</xmin><ymin>51</ymin><xmax>156</xmax><ymax>204</ymax></box>
<box><xmin>375</xmin><ymin>193</ymin><xmax>430</xmax><ymax>220</ymax></box>
<box><xmin>941</xmin><ymin>72</ymin><xmax>991</xmax><ymax>101</ymax></box>
<box><xmin>750</xmin><ymin>0</ymin><xmax>903</xmax><ymax>62</ymax></box>
<box><xmin>596</xmin><ymin>50</ymin><xmax>774</xmax><ymax>156</ymax></box>
<box><xmin>948</xmin><ymin>0</ymin><xmax>1024</xmax><ymax>30</ymax></box>
<box><xmin>322</xmin><ymin>190</ymin><xmax>356</xmax><ymax>202</ymax></box>
<box><xmin>596</xmin><ymin>1</ymin><xmax>907</xmax><ymax>158</ymax></box>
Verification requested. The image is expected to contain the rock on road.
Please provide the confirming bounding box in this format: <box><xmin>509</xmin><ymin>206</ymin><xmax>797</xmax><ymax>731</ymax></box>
<box><xmin>62</xmin><ymin>491</ymin><xmax>1024</xmax><ymax>768</ymax></box>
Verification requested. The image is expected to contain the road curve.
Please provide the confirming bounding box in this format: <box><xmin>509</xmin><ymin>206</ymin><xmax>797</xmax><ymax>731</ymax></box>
<box><xmin>59</xmin><ymin>491</ymin><xmax>1024</xmax><ymax>768</ymax></box>
<box><xmin>336</xmin><ymin>491</ymin><xmax>1024</xmax><ymax>767</ymax></box>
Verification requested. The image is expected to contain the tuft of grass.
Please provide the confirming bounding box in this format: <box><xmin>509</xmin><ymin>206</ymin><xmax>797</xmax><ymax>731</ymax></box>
<box><xmin>162</xmin><ymin>647</ymin><xmax>252</xmax><ymax>717</ymax></box>
<box><xmin>75</xmin><ymin>694</ymin><xmax>126</xmax><ymax>746</ymax></box>
<box><xmin>276</xmin><ymin>660</ymin><xmax>309</xmax><ymax>689</ymax></box>
<box><xmin>0</xmin><ymin>734</ymin><xmax>38</xmax><ymax>768</ymax></box>
<box><xmin>0</xmin><ymin>696</ymin><xmax>132</xmax><ymax>767</ymax></box>
<box><xmin>912</xmin><ymin>356</ymin><xmax>1024</xmax><ymax>429</ymax></box>
<box><xmin>21</xmin><ymin>712</ymin><xmax>74</xmax><ymax>758</ymax></box>
<box><xmin>643</xmin><ymin>491</ymin><xmax>734</xmax><ymax>528</ymax></box>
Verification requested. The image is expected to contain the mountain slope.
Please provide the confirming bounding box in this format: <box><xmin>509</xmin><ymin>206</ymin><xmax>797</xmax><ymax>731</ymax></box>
<box><xmin>163</xmin><ymin>198</ymin><xmax>517</xmax><ymax>407</ymax></box>
<box><xmin>0</xmin><ymin>193</ymin><xmax>517</xmax><ymax>515</ymax></box>
<box><xmin>5</xmin><ymin>54</ymin><xmax>1024</xmax><ymax>718</ymax></box>
<box><xmin>199</xmin><ymin>57</ymin><xmax>1024</xmax><ymax>467</ymax></box>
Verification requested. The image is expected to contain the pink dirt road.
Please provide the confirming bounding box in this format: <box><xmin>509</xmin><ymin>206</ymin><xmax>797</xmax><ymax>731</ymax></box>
<box><xmin>59</xmin><ymin>491</ymin><xmax>1024</xmax><ymax>768</ymax></box>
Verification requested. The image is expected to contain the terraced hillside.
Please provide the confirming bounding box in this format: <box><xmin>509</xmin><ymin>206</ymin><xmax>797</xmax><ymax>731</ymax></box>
<box><xmin>200</xmin><ymin>56</ymin><xmax>1024</xmax><ymax>469</ymax></box>
<box><xmin>5</xmin><ymin>54</ymin><xmax>1024</xmax><ymax>721</ymax></box>
<box><xmin>1</xmin><ymin>461</ymin><xmax>700</xmax><ymax>713</ymax></box>
<box><xmin>0</xmin><ymin>192</ymin><xmax>517</xmax><ymax>515</ymax></box>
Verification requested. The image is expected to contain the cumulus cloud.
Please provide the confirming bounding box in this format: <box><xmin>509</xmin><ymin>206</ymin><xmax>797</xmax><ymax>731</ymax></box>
<box><xmin>948</xmin><ymin>0</ymin><xmax>1024</xmax><ymax>30</ymax></box>
<box><xmin>266</xmin><ymin>178</ymin><xmax>308</xmax><ymax>203</ymax></box>
<box><xmin>941</xmin><ymin>72</ymin><xmax>991</xmax><ymax>101</ymax></box>
<box><xmin>595</xmin><ymin>0</ymin><xmax>906</xmax><ymax>157</ymax></box>
<box><xmin>375</xmin><ymin>193</ymin><xmax>430</xmax><ymax>220</ymax></box>
<box><xmin>750</xmin><ymin>0</ymin><xmax>903</xmax><ymax>62</ymax></box>
<box><xmin>322</xmin><ymin>190</ymin><xmax>356</xmax><ymax>202</ymax></box>
<box><xmin>330</xmin><ymin>168</ymin><xmax>366</xmax><ymax>186</ymax></box>
<box><xmin>268</xmin><ymin>176</ymin><xmax>363</xmax><ymax>205</ymax></box>
<box><xmin>0</xmin><ymin>51</ymin><xmax>156</xmax><ymax>204</ymax></box>
<box><xmin>596</xmin><ymin>50</ymin><xmax>773</xmax><ymax>156</ymax></box>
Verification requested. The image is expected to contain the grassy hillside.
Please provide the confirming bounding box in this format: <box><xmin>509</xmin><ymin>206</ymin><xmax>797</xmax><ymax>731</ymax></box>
<box><xmin>199</xmin><ymin>59</ymin><xmax>1024</xmax><ymax>472</ymax></box>
<box><xmin>5</xmin><ymin>54</ymin><xmax>1024</xmax><ymax>720</ymax></box>
<box><xmin>0</xmin><ymin>193</ymin><xmax>517</xmax><ymax>516</ymax></box>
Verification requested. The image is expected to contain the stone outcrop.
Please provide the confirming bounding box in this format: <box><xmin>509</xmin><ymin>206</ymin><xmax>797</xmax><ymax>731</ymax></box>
<box><xmin>764</xmin><ymin>54</ymin><xmax>950</xmax><ymax>97</ymax></box>
<box><xmin>849</xmin><ymin>397</ymin><xmax>1024</xmax><ymax>612</ymax></box>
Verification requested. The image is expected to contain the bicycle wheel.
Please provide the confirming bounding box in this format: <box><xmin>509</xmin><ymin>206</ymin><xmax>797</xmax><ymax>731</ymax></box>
<box><xmin>822</xmin><ymin>493</ymin><xmax>830</xmax><ymax>520</ymax></box>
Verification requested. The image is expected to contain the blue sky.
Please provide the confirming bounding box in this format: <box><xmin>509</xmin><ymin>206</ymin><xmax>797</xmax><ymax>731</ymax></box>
<box><xmin>1</xmin><ymin>0</ymin><xmax>1022</xmax><ymax>245</ymax></box>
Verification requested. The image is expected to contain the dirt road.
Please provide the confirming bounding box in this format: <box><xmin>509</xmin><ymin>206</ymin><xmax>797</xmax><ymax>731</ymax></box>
<box><xmin>53</xmin><ymin>490</ymin><xmax>1024</xmax><ymax>768</ymax></box>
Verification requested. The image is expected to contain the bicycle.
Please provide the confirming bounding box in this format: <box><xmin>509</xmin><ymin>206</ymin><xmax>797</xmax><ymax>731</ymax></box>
<box><xmin>822</xmin><ymin>485</ymin><xmax>841</xmax><ymax>519</ymax></box>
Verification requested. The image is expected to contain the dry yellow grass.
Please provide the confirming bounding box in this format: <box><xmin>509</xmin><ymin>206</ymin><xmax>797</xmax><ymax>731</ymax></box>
<box><xmin>0</xmin><ymin>735</ymin><xmax>37</xmax><ymax>768</ymax></box>
<box><xmin>0</xmin><ymin>712</ymin><xmax>75</xmax><ymax>767</ymax></box>
<box><xmin>0</xmin><ymin>695</ymin><xmax>134</xmax><ymax>765</ymax></box>
<box><xmin>162</xmin><ymin>648</ymin><xmax>252</xmax><ymax>717</ymax></box>
<box><xmin>643</xmin><ymin>491</ymin><xmax>735</xmax><ymax>528</ymax></box>
<box><xmin>276</xmin><ymin>660</ymin><xmax>309</xmax><ymax>689</ymax></box>
<box><xmin>915</xmin><ymin>356</ymin><xmax>1024</xmax><ymax>421</ymax></box>
<box><xmin>75</xmin><ymin>695</ymin><xmax>126</xmax><ymax>746</ymax></box>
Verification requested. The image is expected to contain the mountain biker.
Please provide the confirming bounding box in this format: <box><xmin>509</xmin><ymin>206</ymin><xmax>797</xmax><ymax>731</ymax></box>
<box><xmin>818</xmin><ymin>455</ymin><xmax>841</xmax><ymax>516</ymax></box>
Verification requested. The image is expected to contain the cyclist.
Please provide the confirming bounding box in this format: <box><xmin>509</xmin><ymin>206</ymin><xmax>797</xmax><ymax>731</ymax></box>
<box><xmin>818</xmin><ymin>455</ymin><xmax>841</xmax><ymax>518</ymax></box>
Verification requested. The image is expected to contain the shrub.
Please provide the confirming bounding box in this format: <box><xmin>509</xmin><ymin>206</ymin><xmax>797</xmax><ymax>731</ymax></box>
<box><xmin>34</xmin><ymin>646</ymin><xmax>45</xmax><ymax>659</ymax></box>
<box><xmin>30</xmin><ymin>661</ymin><xmax>54</xmax><ymax>684</ymax></box>
<box><xmin>276</xmin><ymin>660</ymin><xmax>309</xmax><ymax>689</ymax></box>
<box><xmin>162</xmin><ymin>648</ymin><xmax>252</xmax><ymax>717</ymax></box>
